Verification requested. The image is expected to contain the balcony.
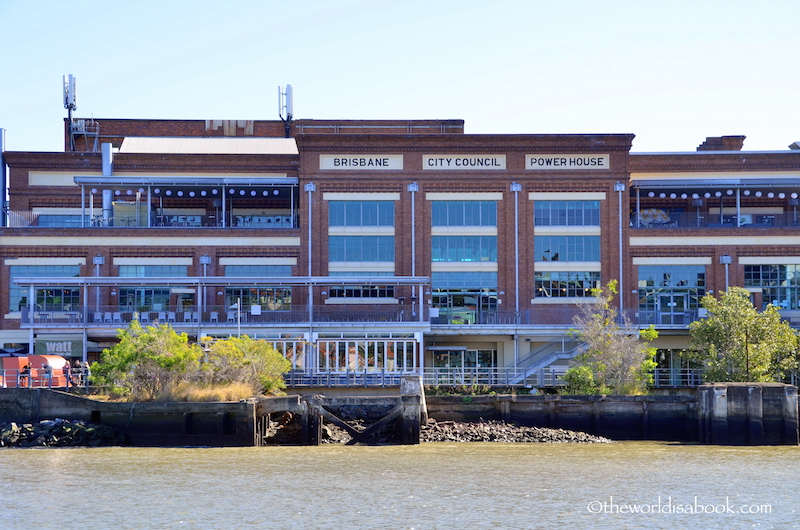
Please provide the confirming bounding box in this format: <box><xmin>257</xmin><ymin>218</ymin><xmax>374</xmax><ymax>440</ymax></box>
<box><xmin>19</xmin><ymin>304</ymin><xmax>429</xmax><ymax>329</ymax></box>
<box><xmin>4</xmin><ymin>210</ymin><xmax>297</xmax><ymax>229</ymax></box>
<box><xmin>631</xmin><ymin>211</ymin><xmax>798</xmax><ymax>230</ymax></box>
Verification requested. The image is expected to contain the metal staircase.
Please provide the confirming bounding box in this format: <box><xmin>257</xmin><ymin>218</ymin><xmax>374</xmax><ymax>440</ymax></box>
<box><xmin>507</xmin><ymin>337</ymin><xmax>586</xmax><ymax>384</ymax></box>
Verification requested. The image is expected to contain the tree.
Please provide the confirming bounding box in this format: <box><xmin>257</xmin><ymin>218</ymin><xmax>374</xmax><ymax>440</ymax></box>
<box><xmin>687</xmin><ymin>287</ymin><xmax>799</xmax><ymax>382</ymax></box>
<box><xmin>566</xmin><ymin>280</ymin><xmax>658</xmax><ymax>394</ymax></box>
<box><xmin>91</xmin><ymin>320</ymin><xmax>202</xmax><ymax>400</ymax></box>
<box><xmin>202</xmin><ymin>335</ymin><xmax>291</xmax><ymax>395</ymax></box>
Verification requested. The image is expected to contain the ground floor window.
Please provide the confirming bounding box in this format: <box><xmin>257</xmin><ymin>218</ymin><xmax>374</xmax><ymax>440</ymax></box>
<box><xmin>316</xmin><ymin>338</ymin><xmax>417</xmax><ymax>372</ymax></box>
<box><xmin>118</xmin><ymin>288</ymin><xmax>171</xmax><ymax>311</ymax></box>
<box><xmin>225</xmin><ymin>287</ymin><xmax>292</xmax><ymax>311</ymax></box>
<box><xmin>534</xmin><ymin>271</ymin><xmax>600</xmax><ymax>297</ymax></box>
<box><xmin>431</xmin><ymin>349</ymin><xmax>497</xmax><ymax>369</ymax></box>
<box><xmin>431</xmin><ymin>272</ymin><xmax>497</xmax><ymax>324</ymax></box>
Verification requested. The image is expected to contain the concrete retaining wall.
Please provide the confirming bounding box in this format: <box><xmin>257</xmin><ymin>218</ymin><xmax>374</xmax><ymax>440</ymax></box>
<box><xmin>425</xmin><ymin>394</ymin><xmax>699</xmax><ymax>441</ymax></box>
<box><xmin>0</xmin><ymin>389</ymin><xmax>257</xmax><ymax>446</ymax></box>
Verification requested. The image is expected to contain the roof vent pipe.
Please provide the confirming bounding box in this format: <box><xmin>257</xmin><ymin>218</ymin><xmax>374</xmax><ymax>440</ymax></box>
<box><xmin>101</xmin><ymin>142</ymin><xmax>114</xmax><ymax>176</ymax></box>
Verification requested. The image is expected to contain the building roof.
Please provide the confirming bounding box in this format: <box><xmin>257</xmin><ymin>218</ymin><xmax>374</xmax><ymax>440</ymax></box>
<box><xmin>118</xmin><ymin>137</ymin><xmax>298</xmax><ymax>155</ymax></box>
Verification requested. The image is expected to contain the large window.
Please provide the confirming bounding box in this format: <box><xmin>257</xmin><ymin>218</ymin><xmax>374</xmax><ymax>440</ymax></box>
<box><xmin>9</xmin><ymin>265</ymin><xmax>81</xmax><ymax>311</ymax></box>
<box><xmin>744</xmin><ymin>265</ymin><xmax>800</xmax><ymax>309</ymax></box>
<box><xmin>329</xmin><ymin>236</ymin><xmax>395</xmax><ymax>262</ymax></box>
<box><xmin>431</xmin><ymin>201</ymin><xmax>497</xmax><ymax>226</ymax></box>
<box><xmin>534</xmin><ymin>271</ymin><xmax>600</xmax><ymax>297</ymax></box>
<box><xmin>328</xmin><ymin>271</ymin><xmax>395</xmax><ymax>298</ymax></box>
<box><xmin>329</xmin><ymin>201</ymin><xmax>394</xmax><ymax>226</ymax></box>
<box><xmin>225</xmin><ymin>265</ymin><xmax>293</xmax><ymax>310</ymax></box>
<box><xmin>638</xmin><ymin>265</ymin><xmax>705</xmax><ymax>325</ymax></box>
<box><xmin>534</xmin><ymin>236</ymin><xmax>600</xmax><ymax>261</ymax></box>
<box><xmin>534</xmin><ymin>200</ymin><xmax>600</xmax><ymax>226</ymax></box>
<box><xmin>431</xmin><ymin>272</ymin><xmax>497</xmax><ymax>325</ymax></box>
<box><xmin>431</xmin><ymin>236</ymin><xmax>497</xmax><ymax>262</ymax></box>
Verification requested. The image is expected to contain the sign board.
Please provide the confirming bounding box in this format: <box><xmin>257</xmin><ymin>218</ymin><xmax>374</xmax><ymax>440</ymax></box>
<box><xmin>320</xmin><ymin>155</ymin><xmax>403</xmax><ymax>170</ymax></box>
<box><xmin>526</xmin><ymin>154</ymin><xmax>610</xmax><ymax>170</ymax></box>
<box><xmin>423</xmin><ymin>155</ymin><xmax>506</xmax><ymax>170</ymax></box>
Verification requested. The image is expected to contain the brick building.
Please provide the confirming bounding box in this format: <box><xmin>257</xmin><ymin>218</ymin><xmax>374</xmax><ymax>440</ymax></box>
<box><xmin>2</xmin><ymin>117</ymin><xmax>799</xmax><ymax>386</ymax></box>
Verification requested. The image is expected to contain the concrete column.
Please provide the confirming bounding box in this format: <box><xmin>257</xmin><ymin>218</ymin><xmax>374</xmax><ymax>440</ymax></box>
<box><xmin>711</xmin><ymin>385</ymin><xmax>729</xmax><ymax>444</ymax></box>
<box><xmin>747</xmin><ymin>386</ymin><xmax>764</xmax><ymax>445</ymax></box>
<box><xmin>784</xmin><ymin>385</ymin><xmax>799</xmax><ymax>445</ymax></box>
<box><xmin>400</xmin><ymin>394</ymin><xmax>421</xmax><ymax>445</ymax></box>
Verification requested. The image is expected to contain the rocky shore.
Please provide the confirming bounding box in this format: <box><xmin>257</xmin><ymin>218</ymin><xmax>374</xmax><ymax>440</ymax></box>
<box><xmin>422</xmin><ymin>419</ymin><xmax>612</xmax><ymax>443</ymax></box>
<box><xmin>263</xmin><ymin>413</ymin><xmax>611</xmax><ymax>444</ymax></box>
<box><xmin>0</xmin><ymin>419</ymin><xmax>127</xmax><ymax>448</ymax></box>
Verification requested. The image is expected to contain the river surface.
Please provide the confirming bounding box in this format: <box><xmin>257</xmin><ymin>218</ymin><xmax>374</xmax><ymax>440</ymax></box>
<box><xmin>2</xmin><ymin>442</ymin><xmax>798</xmax><ymax>529</ymax></box>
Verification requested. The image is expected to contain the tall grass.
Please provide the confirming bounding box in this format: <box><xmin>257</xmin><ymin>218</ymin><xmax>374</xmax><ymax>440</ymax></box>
<box><xmin>161</xmin><ymin>381</ymin><xmax>257</xmax><ymax>402</ymax></box>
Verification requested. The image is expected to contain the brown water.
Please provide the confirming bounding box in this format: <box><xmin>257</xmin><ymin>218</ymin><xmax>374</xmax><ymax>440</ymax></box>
<box><xmin>2</xmin><ymin>442</ymin><xmax>798</xmax><ymax>529</ymax></box>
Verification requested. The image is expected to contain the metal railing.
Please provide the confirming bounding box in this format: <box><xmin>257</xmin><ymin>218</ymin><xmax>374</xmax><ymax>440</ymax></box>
<box><xmin>0</xmin><ymin>368</ymin><xmax>89</xmax><ymax>389</ymax></box>
<box><xmin>3</xmin><ymin>210</ymin><xmax>298</xmax><ymax>229</ymax></box>
<box><xmin>284</xmin><ymin>367</ymin><xmax>568</xmax><ymax>388</ymax></box>
<box><xmin>19</xmin><ymin>304</ymin><xmax>429</xmax><ymax>327</ymax></box>
<box><xmin>652</xmin><ymin>368</ymin><xmax>705</xmax><ymax>388</ymax></box>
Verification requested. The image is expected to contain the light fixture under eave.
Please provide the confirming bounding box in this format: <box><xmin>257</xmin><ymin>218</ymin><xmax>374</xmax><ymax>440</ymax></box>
<box><xmin>273</xmin><ymin>189</ymin><xmax>279</xmax><ymax>195</ymax></box>
<box><xmin>726</xmin><ymin>189</ymin><xmax>733</xmax><ymax>195</ymax></box>
<box><xmin>704</xmin><ymin>192</ymin><xmax>711</xmax><ymax>198</ymax></box>
<box><xmin>681</xmin><ymin>193</ymin><xmax>688</xmax><ymax>199</ymax></box>
<box><xmin>669</xmin><ymin>193</ymin><xmax>677</xmax><ymax>199</ymax></box>
<box><xmin>177</xmin><ymin>191</ymin><xmax>184</xmax><ymax>197</ymax></box>
<box><xmin>767</xmin><ymin>192</ymin><xmax>775</xmax><ymax>198</ymax></box>
<box><xmin>648</xmin><ymin>191</ymin><xmax>655</xmax><ymax>198</ymax></box>
<box><xmin>779</xmin><ymin>193</ymin><xmax>786</xmax><ymax>199</ymax></box>
<box><xmin>793</xmin><ymin>193</ymin><xmax>798</xmax><ymax>199</ymax></box>
<box><xmin>743</xmin><ymin>190</ymin><xmax>751</xmax><ymax>196</ymax></box>
<box><xmin>200</xmin><ymin>190</ymin><xmax>207</xmax><ymax>196</ymax></box>
<box><xmin>714</xmin><ymin>191</ymin><xmax>722</xmax><ymax>198</ymax></box>
<box><xmin>239</xmin><ymin>190</ymin><xmax>245</xmax><ymax>195</ymax></box>
<box><xmin>189</xmin><ymin>191</ymin><xmax>195</xmax><ymax>197</ymax></box>
<box><xmin>755</xmin><ymin>191</ymin><xmax>762</xmax><ymax>197</ymax></box>
<box><xmin>659</xmin><ymin>192</ymin><xmax>666</xmax><ymax>198</ymax></box>
<box><xmin>165</xmin><ymin>190</ymin><xmax>172</xmax><ymax>196</ymax></box>
<box><xmin>251</xmin><ymin>190</ymin><xmax>257</xmax><ymax>196</ymax></box>
<box><xmin>153</xmin><ymin>188</ymin><xmax>160</xmax><ymax>194</ymax></box>
<box><xmin>212</xmin><ymin>189</ymin><xmax>218</xmax><ymax>195</ymax></box>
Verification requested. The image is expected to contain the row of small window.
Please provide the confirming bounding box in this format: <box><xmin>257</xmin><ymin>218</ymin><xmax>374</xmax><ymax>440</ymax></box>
<box><xmin>328</xmin><ymin>200</ymin><xmax>600</xmax><ymax>227</ymax></box>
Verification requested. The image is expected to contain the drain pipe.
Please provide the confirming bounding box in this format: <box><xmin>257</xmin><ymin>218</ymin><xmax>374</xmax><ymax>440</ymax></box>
<box><xmin>511</xmin><ymin>182</ymin><xmax>522</xmax><ymax>368</ymax></box>
<box><xmin>1</xmin><ymin>128</ymin><xmax>6</xmax><ymax>227</ymax></box>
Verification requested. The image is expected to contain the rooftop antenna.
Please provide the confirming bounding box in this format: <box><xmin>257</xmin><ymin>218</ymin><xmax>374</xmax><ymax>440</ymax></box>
<box><xmin>63</xmin><ymin>74</ymin><xmax>77</xmax><ymax>120</ymax></box>
<box><xmin>279</xmin><ymin>84</ymin><xmax>293</xmax><ymax>138</ymax></box>
<box><xmin>63</xmin><ymin>75</ymin><xmax>77</xmax><ymax>150</ymax></box>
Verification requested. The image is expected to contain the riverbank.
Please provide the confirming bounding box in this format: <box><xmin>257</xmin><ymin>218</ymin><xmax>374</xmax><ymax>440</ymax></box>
<box><xmin>263</xmin><ymin>414</ymin><xmax>611</xmax><ymax>444</ymax></box>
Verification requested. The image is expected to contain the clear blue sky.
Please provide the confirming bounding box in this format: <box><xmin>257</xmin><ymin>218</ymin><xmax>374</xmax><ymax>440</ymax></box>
<box><xmin>1</xmin><ymin>0</ymin><xmax>798</xmax><ymax>153</ymax></box>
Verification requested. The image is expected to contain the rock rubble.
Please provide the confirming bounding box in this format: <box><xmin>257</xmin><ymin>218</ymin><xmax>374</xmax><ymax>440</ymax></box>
<box><xmin>421</xmin><ymin>419</ymin><xmax>612</xmax><ymax>443</ymax></box>
<box><xmin>0</xmin><ymin>419</ymin><xmax>127</xmax><ymax>448</ymax></box>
